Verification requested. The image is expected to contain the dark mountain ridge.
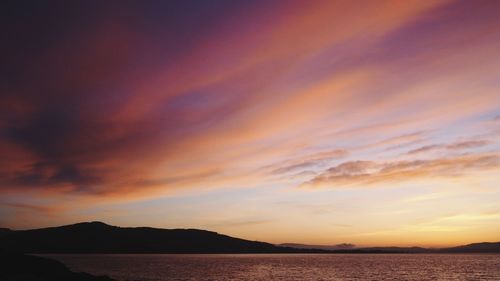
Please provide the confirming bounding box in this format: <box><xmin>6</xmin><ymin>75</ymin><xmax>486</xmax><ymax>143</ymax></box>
<box><xmin>1</xmin><ymin>222</ymin><xmax>498</xmax><ymax>254</ymax></box>
<box><xmin>0</xmin><ymin>228</ymin><xmax>11</xmax><ymax>236</ymax></box>
<box><xmin>441</xmin><ymin>242</ymin><xmax>500</xmax><ymax>253</ymax></box>
<box><xmin>0</xmin><ymin>221</ymin><xmax>321</xmax><ymax>254</ymax></box>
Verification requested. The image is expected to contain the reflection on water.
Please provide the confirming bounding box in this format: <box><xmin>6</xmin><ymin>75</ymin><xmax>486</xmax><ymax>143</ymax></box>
<box><xmin>44</xmin><ymin>253</ymin><xmax>500</xmax><ymax>281</ymax></box>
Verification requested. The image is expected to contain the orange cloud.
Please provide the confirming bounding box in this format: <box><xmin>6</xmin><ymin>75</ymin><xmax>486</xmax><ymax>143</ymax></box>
<box><xmin>303</xmin><ymin>153</ymin><xmax>500</xmax><ymax>188</ymax></box>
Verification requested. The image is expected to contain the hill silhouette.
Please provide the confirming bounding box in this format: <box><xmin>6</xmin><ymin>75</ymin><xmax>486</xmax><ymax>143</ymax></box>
<box><xmin>0</xmin><ymin>222</ymin><xmax>321</xmax><ymax>254</ymax></box>
<box><xmin>0</xmin><ymin>228</ymin><xmax>11</xmax><ymax>237</ymax></box>
<box><xmin>441</xmin><ymin>242</ymin><xmax>500</xmax><ymax>253</ymax></box>
<box><xmin>1</xmin><ymin>222</ymin><xmax>499</xmax><ymax>254</ymax></box>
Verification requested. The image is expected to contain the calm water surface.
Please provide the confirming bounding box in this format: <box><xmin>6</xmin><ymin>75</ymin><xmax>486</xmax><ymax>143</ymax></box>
<box><xmin>44</xmin><ymin>254</ymin><xmax>500</xmax><ymax>281</ymax></box>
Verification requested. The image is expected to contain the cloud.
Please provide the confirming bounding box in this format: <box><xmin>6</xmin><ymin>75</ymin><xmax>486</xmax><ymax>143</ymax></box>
<box><xmin>1</xmin><ymin>0</ymin><xmax>500</xmax><ymax>209</ymax></box>
<box><xmin>378</xmin><ymin>131</ymin><xmax>428</xmax><ymax>151</ymax></box>
<box><xmin>10</xmin><ymin>161</ymin><xmax>102</xmax><ymax>190</ymax></box>
<box><xmin>271</xmin><ymin>162</ymin><xmax>318</xmax><ymax>175</ymax></box>
<box><xmin>0</xmin><ymin>202</ymin><xmax>62</xmax><ymax>214</ymax></box>
<box><xmin>407</xmin><ymin>145</ymin><xmax>442</xmax><ymax>155</ymax></box>
<box><xmin>0</xmin><ymin>201</ymin><xmax>68</xmax><ymax>229</ymax></box>
<box><xmin>326</xmin><ymin>161</ymin><xmax>377</xmax><ymax>176</ymax></box>
<box><xmin>303</xmin><ymin>153</ymin><xmax>500</xmax><ymax>188</ymax></box>
<box><xmin>445</xmin><ymin>140</ymin><xmax>490</xmax><ymax>150</ymax></box>
<box><xmin>269</xmin><ymin>149</ymin><xmax>348</xmax><ymax>175</ymax></box>
<box><xmin>406</xmin><ymin>139</ymin><xmax>490</xmax><ymax>155</ymax></box>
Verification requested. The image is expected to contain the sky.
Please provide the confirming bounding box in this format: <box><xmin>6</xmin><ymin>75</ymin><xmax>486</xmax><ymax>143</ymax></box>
<box><xmin>1</xmin><ymin>0</ymin><xmax>500</xmax><ymax>247</ymax></box>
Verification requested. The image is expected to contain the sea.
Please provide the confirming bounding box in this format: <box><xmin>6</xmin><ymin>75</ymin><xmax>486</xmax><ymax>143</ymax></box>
<box><xmin>43</xmin><ymin>253</ymin><xmax>500</xmax><ymax>281</ymax></box>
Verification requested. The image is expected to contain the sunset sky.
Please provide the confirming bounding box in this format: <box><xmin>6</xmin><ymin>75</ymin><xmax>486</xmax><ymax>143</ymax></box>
<box><xmin>1</xmin><ymin>0</ymin><xmax>500</xmax><ymax>247</ymax></box>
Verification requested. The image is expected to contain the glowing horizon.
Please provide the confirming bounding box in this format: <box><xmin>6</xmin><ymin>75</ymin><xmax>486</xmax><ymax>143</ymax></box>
<box><xmin>1</xmin><ymin>0</ymin><xmax>500</xmax><ymax>247</ymax></box>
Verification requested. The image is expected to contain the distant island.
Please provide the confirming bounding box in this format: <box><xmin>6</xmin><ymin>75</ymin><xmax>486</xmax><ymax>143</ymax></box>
<box><xmin>0</xmin><ymin>221</ymin><xmax>499</xmax><ymax>254</ymax></box>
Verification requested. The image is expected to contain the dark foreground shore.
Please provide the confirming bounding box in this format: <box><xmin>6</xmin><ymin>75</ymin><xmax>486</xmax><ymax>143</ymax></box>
<box><xmin>0</xmin><ymin>252</ymin><xmax>116</xmax><ymax>281</ymax></box>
